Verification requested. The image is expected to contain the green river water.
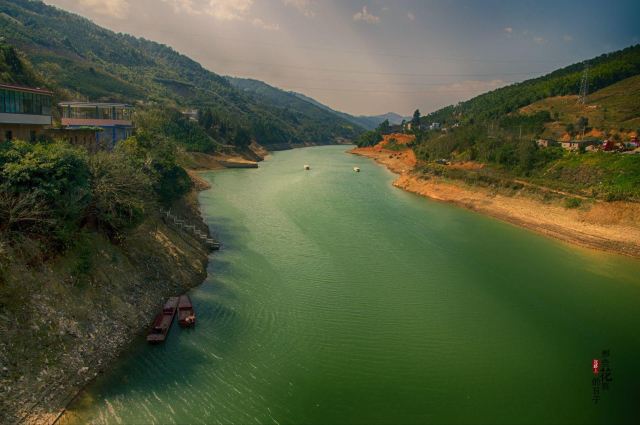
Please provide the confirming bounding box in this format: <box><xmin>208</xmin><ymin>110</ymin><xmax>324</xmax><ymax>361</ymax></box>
<box><xmin>66</xmin><ymin>145</ymin><xmax>640</xmax><ymax>424</ymax></box>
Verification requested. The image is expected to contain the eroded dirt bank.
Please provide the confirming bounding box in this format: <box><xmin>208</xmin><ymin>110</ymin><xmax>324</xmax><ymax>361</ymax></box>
<box><xmin>351</xmin><ymin>145</ymin><xmax>640</xmax><ymax>259</ymax></box>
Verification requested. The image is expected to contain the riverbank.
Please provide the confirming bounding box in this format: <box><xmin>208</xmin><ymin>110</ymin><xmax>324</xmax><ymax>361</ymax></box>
<box><xmin>350</xmin><ymin>145</ymin><xmax>640</xmax><ymax>258</ymax></box>
<box><xmin>0</xmin><ymin>141</ymin><xmax>272</xmax><ymax>425</ymax></box>
<box><xmin>0</xmin><ymin>187</ymin><xmax>212</xmax><ymax>425</ymax></box>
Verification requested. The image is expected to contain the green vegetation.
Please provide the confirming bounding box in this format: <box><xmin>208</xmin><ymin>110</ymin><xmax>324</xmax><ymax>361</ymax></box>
<box><xmin>135</xmin><ymin>107</ymin><xmax>217</xmax><ymax>153</ymax></box>
<box><xmin>355</xmin><ymin>129</ymin><xmax>383</xmax><ymax>147</ymax></box>
<box><xmin>0</xmin><ymin>135</ymin><xmax>191</xmax><ymax>253</ymax></box>
<box><xmin>564</xmin><ymin>198</ymin><xmax>582</xmax><ymax>209</ymax></box>
<box><xmin>537</xmin><ymin>152</ymin><xmax>640</xmax><ymax>201</ymax></box>
<box><xmin>411</xmin><ymin>44</ymin><xmax>640</xmax><ymax>201</ymax></box>
<box><xmin>422</xmin><ymin>44</ymin><xmax>640</xmax><ymax>125</ymax></box>
<box><xmin>0</xmin><ymin>41</ymin><xmax>41</xmax><ymax>86</ymax></box>
<box><xmin>0</xmin><ymin>0</ymin><xmax>363</xmax><ymax>148</ymax></box>
<box><xmin>227</xmin><ymin>78</ymin><xmax>361</xmax><ymax>144</ymax></box>
<box><xmin>524</xmin><ymin>74</ymin><xmax>640</xmax><ymax>136</ymax></box>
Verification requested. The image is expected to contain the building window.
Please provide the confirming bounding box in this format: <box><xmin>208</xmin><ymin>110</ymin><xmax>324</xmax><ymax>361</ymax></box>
<box><xmin>30</xmin><ymin>130</ymin><xmax>36</xmax><ymax>142</ymax></box>
<box><xmin>5</xmin><ymin>130</ymin><xmax>13</xmax><ymax>141</ymax></box>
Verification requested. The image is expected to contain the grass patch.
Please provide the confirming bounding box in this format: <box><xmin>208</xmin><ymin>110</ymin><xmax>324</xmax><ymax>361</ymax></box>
<box><xmin>564</xmin><ymin>197</ymin><xmax>582</xmax><ymax>209</ymax></box>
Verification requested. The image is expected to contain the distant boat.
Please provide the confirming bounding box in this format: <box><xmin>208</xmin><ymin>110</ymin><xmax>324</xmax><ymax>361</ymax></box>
<box><xmin>178</xmin><ymin>295</ymin><xmax>196</xmax><ymax>328</ymax></box>
<box><xmin>147</xmin><ymin>297</ymin><xmax>179</xmax><ymax>344</ymax></box>
<box><xmin>354</xmin><ymin>167</ymin><xmax>361</xmax><ymax>172</ymax></box>
<box><xmin>304</xmin><ymin>164</ymin><xmax>311</xmax><ymax>170</ymax></box>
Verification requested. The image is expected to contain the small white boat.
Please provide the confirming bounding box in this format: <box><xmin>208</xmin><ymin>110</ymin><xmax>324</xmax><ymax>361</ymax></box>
<box><xmin>304</xmin><ymin>164</ymin><xmax>311</xmax><ymax>170</ymax></box>
<box><xmin>353</xmin><ymin>167</ymin><xmax>361</xmax><ymax>172</ymax></box>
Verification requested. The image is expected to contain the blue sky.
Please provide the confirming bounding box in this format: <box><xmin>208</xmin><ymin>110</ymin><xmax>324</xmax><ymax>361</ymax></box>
<box><xmin>45</xmin><ymin>0</ymin><xmax>640</xmax><ymax>116</ymax></box>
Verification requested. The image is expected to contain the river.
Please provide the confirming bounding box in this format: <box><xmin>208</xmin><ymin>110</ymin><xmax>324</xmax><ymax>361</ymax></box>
<box><xmin>65</xmin><ymin>145</ymin><xmax>640</xmax><ymax>424</ymax></box>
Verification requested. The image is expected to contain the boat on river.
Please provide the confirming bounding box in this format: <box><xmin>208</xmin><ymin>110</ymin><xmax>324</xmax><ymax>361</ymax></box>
<box><xmin>147</xmin><ymin>296</ymin><xmax>179</xmax><ymax>344</ymax></box>
<box><xmin>354</xmin><ymin>167</ymin><xmax>361</xmax><ymax>172</ymax></box>
<box><xmin>178</xmin><ymin>295</ymin><xmax>196</xmax><ymax>327</ymax></box>
<box><xmin>304</xmin><ymin>164</ymin><xmax>310</xmax><ymax>170</ymax></box>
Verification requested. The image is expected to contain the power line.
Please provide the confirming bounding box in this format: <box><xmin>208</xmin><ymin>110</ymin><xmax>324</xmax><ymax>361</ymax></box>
<box><xmin>216</xmin><ymin>58</ymin><xmax>549</xmax><ymax>78</ymax></box>
<box><xmin>577</xmin><ymin>63</ymin><xmax>589</xmax><ymax>104</ymax></box>
<box><xmin>211</xmin><ymin>35</ymin><xmax>567</xmax><ymax>65</ymax></box>
<box><xmin>235</xmin><ymin>75</ymin><xmax>520</xmax><ymax>87</ymax></box>
<box><xmin>282</xmin><ymin>86</ymin><xmax>508</xmax><ymax>95</ymax></box>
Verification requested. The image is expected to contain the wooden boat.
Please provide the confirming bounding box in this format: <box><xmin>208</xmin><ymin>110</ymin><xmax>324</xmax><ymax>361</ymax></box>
<box><xmin>147</xmin><ymin>296</ymin><xmax>179</xmax><ymax>344</ymax></box>
<box><xmin>304</xmin><ymin>164</ymin><xmax>310</xmax><ymax>170</ymax></box>
<box><xmin>178</xmin><ymin>295</ymin><xmax>196</xmax><ymax>327</ymax></box>
<box><xmin>354</xmin><ymin>167</ymin><xmax>361</xmax><ymax>172</ymax></box>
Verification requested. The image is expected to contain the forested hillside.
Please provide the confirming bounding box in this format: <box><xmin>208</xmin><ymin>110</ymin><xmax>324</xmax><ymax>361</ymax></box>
<box><xmin>0</xmin><ymin>0</ymin><xmax>362</xmax><ymax>149</ymax></box>
<box><xmin>228</xmin><ymin>77</ymin><xmax>360</xmax><ymax>144</ymax></box>
<box><xmin>0</xmin><ymin>41</ymin><xmax>42</xmax><ymax>86</ymax></box>
<box><xmin>423</xmin><ymin>44</ymin><xmax>640</xmax><ymax>125</ymax></box>
<box><xmin>365</xmin><ymin>44</ymin><xmax>640</xmax><ymax>202</ymax></box>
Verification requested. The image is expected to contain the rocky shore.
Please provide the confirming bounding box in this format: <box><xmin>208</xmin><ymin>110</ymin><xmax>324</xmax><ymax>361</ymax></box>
<box><xmin>0</xmin><ymin>190</ymin><xmax>212</xmax><ymax>425</ymax></box>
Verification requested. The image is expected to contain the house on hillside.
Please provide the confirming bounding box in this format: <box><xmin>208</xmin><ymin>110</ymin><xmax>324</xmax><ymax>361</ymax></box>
<box><xmin>182</xmin><ymin>109</ymin><xmax>199</xmax><ymax>122</ymax></box>
<box><xmin>536</xmin><ymin>139</ymin><xmax>559</xmax><ymax>148</ymax></box>
<box><xmin>561</xmin><ymin>140</ymin><xmax>597</xmax><ymax>151</ymax></box>
<box><xmin>429</xmin><ymin>122</ymin><xmax>441</xmax><ymax>131</ymax></box>
<box><xmin>59</xmin><ymin>102</ymin><xmax>134</xmax><ymax>147</ymax></box>
<box><xmin>0</xmin><ymin>83</ymin><xmax>53</xmax><ymax>142</ymax></box>
<box><xmin>602</xmin><ymin>139</ymin><xmax>617</xmax><ymax>151</ymax></box>
<box><xmin>46</xmin><ymin>127</ymin><xmax>106</xmax><ymax>153</ymax></box>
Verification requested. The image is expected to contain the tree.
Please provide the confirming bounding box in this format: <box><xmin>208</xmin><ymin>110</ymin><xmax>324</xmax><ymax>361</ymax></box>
<box><xmin>577</xmin><ymin>116</ymin><xmax>589</xmax><ymax>134</ymax></box>
<box><xmin>0</xmin><ymin>140</ymin><xmax>91</xmax><ymax>248</ymax></box>
<box><xmin>234</xmin><ymin>127</ymin><xmax>252</xmax><ymax>148</ymax></box>
<box><xmin>411</xmin><ymin>109</ymin><xmax>421</xmax><ymax>128</ymax></box>
<box><xmin>377</xmin><ymin>119</ymin><xmax>390</xmax><ymax>134</ymax></box>
<box><xmin>199</xmin><ymin>109</ymin><xmax>214</xmax><ymax>131</ymax></box>
<box><xmin>87</xmin><ymin>152</ymin><xmax>152</xmax><ymax>239</ymax></box>
<box><xmin>565</xmin><ymin>123</ymin><xmax>575</xmax><ymax>136</ymax></box>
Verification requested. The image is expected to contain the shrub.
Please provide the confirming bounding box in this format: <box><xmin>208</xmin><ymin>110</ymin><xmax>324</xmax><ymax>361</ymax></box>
<box><xmin>564</xmin><ymin>197</ymin><xmax>582</xmax><ymax>208</ymax></box>
<box><xmin>87</xmin><ymin>152</ymin><xmax>153</xmax><ymax>239</ymax></box>
<box><xmin>115</xmin><ymin>136</ymin><xmax>192</xmax><ymax>206</ymax></box>
<box><xmin>0</xmin><ymin>140</ymin><xmax>90</xmax><ymax>249</ymax></box>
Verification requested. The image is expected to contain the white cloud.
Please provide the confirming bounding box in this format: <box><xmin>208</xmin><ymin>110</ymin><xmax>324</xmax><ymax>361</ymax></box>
<box><xmin>205</xmin><ymin>0</ymin><xmax>253</xmax><ymax>21</ymax></box>
<box><xmin>161</xmin><ymin>0</ymin><xmax>200</xmax><ymax>15</ymax></box>
<box><xmin>563</xmin><ymin>34</ymin><xmax>573</xmax><ymax>42</ymax></box>
<box><xmin>76</xmin><ymin>0</ymin><xmax>129</xmax><ymax>18</ymax></box>
<box><xmin>252</xmin><ymin>17</ymin><xmax>280</xmax><ymax>31</ymax></box>
<box><xmin>282</xmin><ymin>0</ymin><xmax>315</xmax><ymax>18</ymax></box>
<box><xmin>504</xmin><ymin>26</ymin><xmax>513</xmax><ymax>33</ymax></box>
<box><xmin>407</xmin><ymin>12</ymin><xmax>415</xmax><ymax>21</ymax></box>
<box><xmin>161</xmin><ymin>0</ymin><xmax>279</xmax><ymax>29</ymax></box>
<box><xmin>353</xmin><ymin>6</ymin><xmax>380</xmax><ymax>24</ymax></box>
<box><xmin>533</xmin><ymin>36</ymin><xmax>545</xmax><ymax>44</ymax></box>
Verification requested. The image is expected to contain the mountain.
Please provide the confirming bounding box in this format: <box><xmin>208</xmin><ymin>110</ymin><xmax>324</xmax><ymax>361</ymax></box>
<box><xmin>422</xmin><ymin>44</ymin><xmax>640</xmax><ymax>126</ymax></box>
<box><xmin>0</xmin><ymin>0</ymin><xmax>362</xmax><ymax>148</ymax></box>
<box><xmin>362</xmin><ymin>112</ymin><xmax>407</xmax><ymax>126</ymax></box>
<box><xmin>406</xmin><ymin>44</ymin><xmax>640</xmax><ymax>202</ymax></box>
<box><xmin>227</xmin><ymin>77</ymin><xmax>363</xmax><ymax>145</ymax></box>
<box><xmin>0</xmin><ymin>41</ymin><xmax>42</xmax><ymax>86</ymax></box>
<box><xmin>292</xmin><ymin>91</ymin><xmax>406</xmax><ymax>130</ymax></box>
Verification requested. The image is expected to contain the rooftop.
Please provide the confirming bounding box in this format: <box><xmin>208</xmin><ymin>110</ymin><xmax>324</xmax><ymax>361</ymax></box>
<box><xmin>58</xmin><ymin>101</ymin><xmax>133</xmax><ymax>108</ymax></box>
<box><xmin>0</xmin><ymin>82</ymin><xmax>53</xmax><ymax>95</ymax></box>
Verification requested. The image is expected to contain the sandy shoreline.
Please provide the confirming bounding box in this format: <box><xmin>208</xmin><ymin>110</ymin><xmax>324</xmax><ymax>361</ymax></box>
<box><xmin>350</xmin><ymin>146</ymin><xmax>640</xmax><ymax>259</ymax></box>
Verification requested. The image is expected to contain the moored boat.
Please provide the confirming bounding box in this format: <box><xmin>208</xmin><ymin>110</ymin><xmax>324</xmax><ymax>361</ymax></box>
<box><xmin>178</xmin><ymin>295</ymin><xmax>196</xmax><ymax>327</ymax></box>
<box><xmin>354</xmin><ymin>167</ymin><xmax>361</xmax><ymax>172</ymax></box>
<box><xmin>304</xmin><ymin>164</ymin><xmax>310</xmax><ymax>170</ymax></box>
<box><xmin>147</xmin><ymin>296</ymin><xmax>179</xmax><ymax>344</ymax></box>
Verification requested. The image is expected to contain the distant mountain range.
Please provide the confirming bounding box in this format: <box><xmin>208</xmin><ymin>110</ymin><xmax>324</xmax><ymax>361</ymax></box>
<box><xmin>0</xmin><ymin>0</ymin><xmax>364</xmax><ymax>147</ymax></box>
<box><xmin>292</xmin><ymin>91</ymin><xmax>407</xmax><ymax>129</ymax></box>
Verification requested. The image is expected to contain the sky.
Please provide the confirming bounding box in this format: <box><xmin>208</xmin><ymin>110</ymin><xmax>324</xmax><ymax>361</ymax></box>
<box><xmin>44</xmin><ymin>0</ymin><xmax>640</xmax><ymax>116</ymax></box>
